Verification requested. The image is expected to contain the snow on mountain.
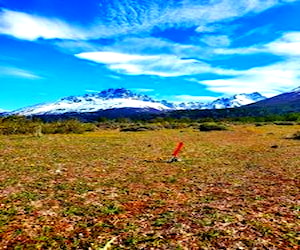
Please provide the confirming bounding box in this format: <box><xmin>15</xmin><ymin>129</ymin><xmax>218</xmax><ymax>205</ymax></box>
<box><xmin>290</xmin><ymin>86</ymin><xmax>300</xmax><ymax>93</ymax></box>
<box><xmin>10</xmin><ymin>88</ymin><xmax>267</xmax><ymax>116</ymax></box>
<box><xmin>0</xmin><ymin>108</ymin><xmax>9</xmax><ymax>114</ymax></box>
<box><xmin>249</xmin><ymin>86</ymin><xmax>300</xmax><ymax>111</ymax></box>
<box><xmin>169</xmin><ymin>92</ymin><xmax>266</xmax><ymax>110</ymax></box>
<box><xmin>204</xmin><ymin>92</ymin><xmax>266</xmax><ymax>109</ymax></box>
<box><xmin>172</xmin><ymin>102</ymin><xmax>204</xmax><ymax>110</ymax></box>
<box><xmin>12</xmin><ymin>88</ymin><xmax>171</xmax><ymax>116</ymax></box>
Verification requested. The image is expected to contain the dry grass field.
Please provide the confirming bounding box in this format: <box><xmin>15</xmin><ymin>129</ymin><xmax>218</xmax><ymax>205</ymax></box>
<box><xmin>0</xmin><ymin>124</ymin><xmax>299</xmax><ymax>249</ymax></box>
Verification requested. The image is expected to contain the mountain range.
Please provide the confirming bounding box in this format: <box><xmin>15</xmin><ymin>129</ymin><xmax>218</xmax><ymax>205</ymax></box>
<box><xmin>1</xmin><ymin>87</ymin><xmax>299</xmax><ymax>120</ymax></box>
<box><xmin>5</xmin><ymin>88</ymin><xmax>266</xmax><ymax>116</ymax></box>
<box><xmin>248</xmin><ymin>86</ymin><xmax>300</xmax><ymax>112</ymax></box>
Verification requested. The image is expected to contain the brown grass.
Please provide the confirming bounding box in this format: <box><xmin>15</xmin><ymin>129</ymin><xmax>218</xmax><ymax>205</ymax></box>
<box><xmin>0</xmin><ymin>124</ymin><xmax>299</xmax><ymax>249</ymax></box>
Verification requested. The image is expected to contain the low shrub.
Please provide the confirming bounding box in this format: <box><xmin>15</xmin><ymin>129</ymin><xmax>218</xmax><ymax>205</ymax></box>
<box><xmin>274</xmin><ymin>121</ymin><xmax>295</xmax><ymax>126</ymax></box>
<box><xmin>292</xmin><ymin>131</ymin><xmax>300</xmax><ymax>140</ymax></box>
<box><xmin>166</xmin><ymin>123</ymin><xmax>189</xmax><ymax>129</ymax></box>
<box><xmin>120</xmin><ymin>124</ymin><xmax>162</xmax><ymax>132</ymax></box>
<box><xmin>199</xmin><ymin>122</ymin><xmax>228</xmax><ymax>131</ymax></box>
<box><xmin>255</xmin><ymin>123</ymin><xmax>267</xmax><ymax>127</ymax></box>
<box><xmin>42</xmin><ymin>120</ymin><xmax>96</xmax><ymax>134</ymax></box>
<box><xmin>96</xmin><ymin>122</ymin><xmax>120</xmax><ymax>130</ymax></box>
<box><xmin>0</xmin><ymin>116</ymin><xmax>41</xmax><ymax>135</ymax></box>
<box><xmin>0</xmin><ymin>116</ymin><xmax>96</xmax><ymax>135</ymax></box>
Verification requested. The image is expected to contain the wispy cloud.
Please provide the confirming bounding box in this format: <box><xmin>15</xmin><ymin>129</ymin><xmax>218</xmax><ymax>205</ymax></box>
<box><xmin>76</xmin><ymin>51</ymin><xmax>159</xmax><ymax>64</ymax></box>
<box><xmin>266</xmin><ymin>32</ymin><xmax>300</xmax><ymax>56</ymax></box>
<box><xmin>172</xmin><ymin>95</ymin><xmax>217</xmax><ymax>103</ymax></box>
<box><xmin>200</xmin><ymin>58</ymin><xmax>300</xmax><ymax>96</ymax></box>
<box><xmin>130</xmin><ymin>88</ymin><xmax>154</xmax><ymax>93</ymax></box>
<box><xmin>199</xmin><ymin>35</ymin><xmax>231</xmax><ymax>48</ymax></box>
<box><xmin>214</xmin><ymin>31</ymin><xmax>300</xmax><ymax>56</ymax></box>
<box><xmin>0</xmin><ymin>9</ymin><xmax>89</xmax><ymax>40</ymax></box>
<box><xmin>198</xmin><ymin>31</ymin><xmax>300</xmax><ymax>96</ymax></box>
<box><xmin>0</xmin><ymin>66</ymin><xmax>42</xmax><ymax>79</ymax></box>
<box><xmin>98</xmin><ymin>0</ymin><xmax>295</xmax><ymax>35</ymax></box>
<box><xmin>71</xmin><ymin>28</ymin><xmax>300</xmax><ymax>95</ymax></box>
<box><xmin>75</xmin><ymin>51</ymin><xmax>220</xmax><ymax>77</ymax></box>
<box><xmin>214</xmin><ymin>47</ymin><xmax>262</xmax><ymax>55</ymax></box>
<box><xmin>54</xmin><ymin>40</ymin><xmax>102</xmax><ymax>54</ymax></box>
<box><xmin>1</xmin><ymin>1</ymin><xmax>296</xmax><ymax>41</ymax></box>
<box><xmin>105</xmin><ymin>37</ymin><xmax>198</xmax><ymax>56</ymax></box>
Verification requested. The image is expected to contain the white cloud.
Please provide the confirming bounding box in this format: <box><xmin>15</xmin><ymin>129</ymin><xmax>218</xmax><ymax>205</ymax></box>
<box><xmin>130</xmin><ymin>88</ymin><xmax>154</xmax><ymax>93</ymax></box>
<box><xmin>200</xmin><ymin>59</ymin><xmax>300</xmax><ymax>96</ymax></box>
<box><xmin>1</xmin><ymin>1</ymin><xmax>296</xmax><ymax>41</ymax></box>
<box><xmin>76</xmin><ymin>51</ymin><xmax>159</xmax><ymax>64</ymax></box>
<box><xmin>191</xmin><ymin>31</ymin><xmax>300</xmax><ymax>96</ymax></box>
<box><xmin>214</xmin><ymin>31</ymin><xmax>300</xmax><ymax>56</ymax></box>
<box><xmin>75</xmin><ymin>51</ymin><xmax>220</xmax><ymax>77</ymax></box>
<box><xmin>105</xmin><ymin>37</ymin><xmax>198</xmax><ymax>57</ymax></box>
<box><xmin>105</xmin><ymin>74</ymin><xmax>121</xmax><ymax>80</ymax></box>
<box><xmin>102</xmin><ymin>0</ymin><xmax>298</xmax><ymax>34</ymax></box>
<box><xmin>195</xmin><ymin>23</ymin><xmax>225</xmax><ymax>33</ymax></box>
<box><xmin>186</xmin><ymin>0</ymin><xmax>283</xmax><ymax>32</ymax></box>
<box><xmin>200</xmin><ymin>35</ymin><xmax>231</xmax><ymax>47</ymax></box>
<box><xmin>266</xmin><ymin>32</ymin><xmax>300</xmax><ymax>56</ymax></box>
<box><xmin>75</xmin><ymin>29</ymin><xmax>300</xmax><ymax>94</ymax></box>
<box><xmin>214</xmin><ymin>47</ymin><xmax>262</xmax><ymax>55</ymax></box>
<box><xmin>75</xmin><ymin>48</ymin><xmax>253</xmax><ymax>77</ymax></box>
<box><xmin>0</xmin><ymin>66</ymin><xmax>42</xmax><ymax>79</ymax></box>
<box><xmin>173</xmin><ymin>95</ymin><xmax>217</xmax><ymax>103</ymax></box>
<box><xmin>0</xmin><ymin>9</ymin><xmax>90</xmax><ymax>40</ymax></box>
<box><xmin>54</xmin><ymin>40</ymin><xmax>102</xmax><ymax>53</ymax></box>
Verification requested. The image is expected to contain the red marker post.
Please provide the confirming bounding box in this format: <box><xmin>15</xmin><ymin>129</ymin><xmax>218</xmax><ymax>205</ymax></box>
<box><xmin>169</xmin><ymin>142</ymin><xmax>184</xmax><ymax>162</ymax></box>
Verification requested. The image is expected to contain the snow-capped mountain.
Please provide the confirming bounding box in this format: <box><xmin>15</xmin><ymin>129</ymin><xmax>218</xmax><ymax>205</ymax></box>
<box><xmin>11</xmin><ymin>88</ymin><xmax>172</xmax><ymax>116</ymax></box>
<box><xmin>10</xmin><ymin>88</ymin><xmax>266</xmax><ymax>116</ymax></box>
<box><xmin>203</xmin><ymin>92</ymin><xmax>265</xmax><ymax>109</ymax></box>
<box><xmin>249</xmin><ymin>86</ymin><xmax>300</xmax><ymax>111</ymax></box>
<box><xmin>290</xmin><ymin>86</ymin><xmax>300</xmax><ymax>93</ymax></box>
<box><xmin>0</xmin><ymin>109</ymin><xmax>8</xmax><ymax>115</ymax></box>
<box><xmin>159</xmin><ymin>92</ymin><xmax>266</xmax><ymax>110</ymax></box>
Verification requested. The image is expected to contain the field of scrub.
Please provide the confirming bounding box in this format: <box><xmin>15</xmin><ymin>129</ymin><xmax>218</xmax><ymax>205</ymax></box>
<box><xmin>0</xmin><ymin>124</ymin><xmax>299</xmax><ymax>249</ymax></box>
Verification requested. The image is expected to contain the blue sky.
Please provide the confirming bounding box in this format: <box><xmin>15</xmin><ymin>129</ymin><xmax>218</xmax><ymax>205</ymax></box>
<box><xmin>1</xmin><ymin>0</ymin><xmax>300</xmax><ymax>110</ymax></box>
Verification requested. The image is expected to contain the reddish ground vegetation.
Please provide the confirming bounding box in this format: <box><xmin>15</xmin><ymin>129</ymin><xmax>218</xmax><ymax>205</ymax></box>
<box><xmin>0</xmin><ymin>124</ymin><xmax>299</xmax><ymax>249</ymax></box>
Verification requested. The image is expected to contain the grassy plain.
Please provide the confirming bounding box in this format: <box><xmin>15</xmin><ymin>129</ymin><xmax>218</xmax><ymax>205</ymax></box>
<box><xmin>0</xmin><ymin>124</ymin><xmax>299</xmax><ymax>249</ymax></box>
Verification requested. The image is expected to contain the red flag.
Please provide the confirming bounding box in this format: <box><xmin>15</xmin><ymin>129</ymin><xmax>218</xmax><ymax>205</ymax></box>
<box><xmin>172</xmin><ymin>142</ymin><xmax>184</xmax><ymax>157</ymax></box>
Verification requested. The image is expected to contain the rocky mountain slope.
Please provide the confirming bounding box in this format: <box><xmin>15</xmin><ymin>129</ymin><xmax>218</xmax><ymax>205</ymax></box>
<box><xmin>248</xmin><ymin>86</ymin><xmax>300</xmax><ymax>112</ymax></box>
<box><xmin>10</xmin><ymin>88</ymin><xmax>266</xmax><ymax>116</ymax></box>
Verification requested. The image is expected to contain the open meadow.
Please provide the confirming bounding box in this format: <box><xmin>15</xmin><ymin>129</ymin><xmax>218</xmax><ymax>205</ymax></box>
<box><xmin>0</xmin><ymin>124</ymin><xmax>299</xmax><ymax>249</ymax></box>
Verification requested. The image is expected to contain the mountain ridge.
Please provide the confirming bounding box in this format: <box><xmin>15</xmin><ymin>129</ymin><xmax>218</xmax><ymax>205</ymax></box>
<box><xmin>9</xmin><ymin>88</ymin><xmax>266</xmax><ymax>116</ymax></box>
<box><xmin>247</xmin><ymin>86</ymin><xmax>300</xmax><ymax>111</ymax></box>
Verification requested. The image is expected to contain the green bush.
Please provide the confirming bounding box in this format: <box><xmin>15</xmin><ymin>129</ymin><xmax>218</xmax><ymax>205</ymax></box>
<box><xmin>41</xmin><ymin>120</ymin><xmax>96</xmax><ymax>134</ymax></box>
<box><xmin>120</xmin><ymin>124</ymin><xmax>162</xmax><ymax>132</ymax></box>
<box><xmin>96</xmin><ymin>122</ymin><xmax>120</xmax><ymax>130</ymax></box>
<box><xmin>0</xmin><ymin>116</ymin><xmax>96</xmax><ymax>135</ymax></box>
<box><xmin>166</xmin><ymin>123</ymin><xmax>189</xmax><ymax>129</ymax></box>
<box><xmin>274</xmin><ymin>121</ymin><xmax>295</xmax><ymax>126</ymax></box>
<box><xmin>199</xmin><ymin>122</ymin><xmax>228</xmax><ymax>131</ymax></box>
<box><xmin>255</xmin><ymin>123</ymin><xmax>266</xmax><ymax>127</ymax></box>
<box><xmin>0</xmin><ymin>116</ymin><xmax>41</xmax><ymax>135</ymax></box>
